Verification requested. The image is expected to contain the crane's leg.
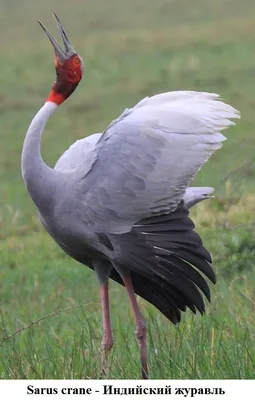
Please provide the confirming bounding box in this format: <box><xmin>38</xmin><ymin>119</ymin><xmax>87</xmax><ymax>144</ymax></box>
<box><xmin>94</xmin><ymin>261</ymin><xmax>113</xmax><ymax>378</ymax></box>
<box><xmin>122</xmin><ymin>274</ymin><xmax>148</xmax><ymax>379</ymax></box>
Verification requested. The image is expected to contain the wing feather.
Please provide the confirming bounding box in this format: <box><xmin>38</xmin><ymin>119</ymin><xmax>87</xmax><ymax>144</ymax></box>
<box><xmin>76</xmin><ymin>91</ymin><xmax>239</xmax><ymax>233</ymax></box>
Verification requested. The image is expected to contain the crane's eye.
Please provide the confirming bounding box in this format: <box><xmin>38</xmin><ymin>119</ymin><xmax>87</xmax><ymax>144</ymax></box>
<box><xmin>74</xmin><ymin>57</ymin><xmax>80</xmax><ymax>65</ymax></box>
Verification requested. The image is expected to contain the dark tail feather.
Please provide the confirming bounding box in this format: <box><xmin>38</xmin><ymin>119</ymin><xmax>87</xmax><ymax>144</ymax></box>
<box><xmin>110</xmin><ymin>201</ymin><xmax>215</xmax><ymax>323</ymax></box>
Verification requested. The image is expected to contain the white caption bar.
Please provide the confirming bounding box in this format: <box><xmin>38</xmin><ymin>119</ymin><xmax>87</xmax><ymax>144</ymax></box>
<box><xmin>0</xmin><ymin>379</ymin><xmax>254</xmax><ymax>399</ymax></box>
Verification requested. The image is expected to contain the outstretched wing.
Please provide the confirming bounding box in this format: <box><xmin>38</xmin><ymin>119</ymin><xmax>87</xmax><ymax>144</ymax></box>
<box><xmin>75</xmin><ymin>91</ymin><xmax>239</xmax><ymax>234</ymax></box>
<box><xmin>55</xmin><ymin>134</ymin><xmax>215</xmax><ymax>211</ymax></box>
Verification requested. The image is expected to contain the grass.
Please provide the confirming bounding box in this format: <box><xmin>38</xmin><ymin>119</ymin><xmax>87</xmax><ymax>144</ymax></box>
<box><xmin>0</xmin><ymin>0</ymin><xmax>255</xmax><ymax>379</ymax></box>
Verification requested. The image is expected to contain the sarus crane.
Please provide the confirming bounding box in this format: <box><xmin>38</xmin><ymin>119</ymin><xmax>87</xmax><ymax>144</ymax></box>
<box><xmin>21</xmin><ymin>13</ymin><xmax>240</xmax><ymax>379</ymax></box>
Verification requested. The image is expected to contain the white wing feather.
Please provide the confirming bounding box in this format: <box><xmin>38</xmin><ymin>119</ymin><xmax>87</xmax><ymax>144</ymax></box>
<box><xmin>119</xmin><ymin>91</ymin><xmax>238</xmax><ymax>134</ymax></box>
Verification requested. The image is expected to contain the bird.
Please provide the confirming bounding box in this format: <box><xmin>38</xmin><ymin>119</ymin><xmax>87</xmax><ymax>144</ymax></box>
<box><xmin>21</xmin><ymin>13</ymin><xmax>240</xmax><ymax>379</ymax></box>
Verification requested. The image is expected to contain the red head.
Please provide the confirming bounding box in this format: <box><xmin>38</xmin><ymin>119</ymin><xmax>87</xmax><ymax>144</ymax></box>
<box><xmin>38</xmin><ymin>12</ymin><xmax>84</xmax><ymax>106</ymax></box>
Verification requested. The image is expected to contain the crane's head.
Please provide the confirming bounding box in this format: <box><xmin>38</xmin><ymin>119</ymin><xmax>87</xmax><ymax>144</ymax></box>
<box><xmin>38</xmin><ymin>12</ymin><xmax>84</xmax><ymax>106</ymax></box>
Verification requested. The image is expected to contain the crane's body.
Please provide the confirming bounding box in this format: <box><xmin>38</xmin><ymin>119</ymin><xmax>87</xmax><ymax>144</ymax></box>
<box><xmin>21</xmin><ymin>14</ymin><xmax>240</xmax><ymax>379</ymax></box>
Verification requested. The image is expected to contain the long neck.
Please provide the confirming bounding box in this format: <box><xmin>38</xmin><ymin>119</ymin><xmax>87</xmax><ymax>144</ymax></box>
<box><xmin>21</xmin><ymin>101</ymin><xmax>60</xmax><ymax>215</ymax></box>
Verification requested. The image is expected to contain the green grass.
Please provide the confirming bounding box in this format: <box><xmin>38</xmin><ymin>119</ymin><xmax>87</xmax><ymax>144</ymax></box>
<box><xmin>0</xmin><ymin>0</ymin><xmax>255</xmax><ymax>379</ymax></box>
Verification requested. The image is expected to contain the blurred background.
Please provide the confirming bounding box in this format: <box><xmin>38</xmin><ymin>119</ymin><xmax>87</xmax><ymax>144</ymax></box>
<box><xmin>0</xmin><ymin>0</ymin><xmax>254</xmax><ymax>379</ymax></box>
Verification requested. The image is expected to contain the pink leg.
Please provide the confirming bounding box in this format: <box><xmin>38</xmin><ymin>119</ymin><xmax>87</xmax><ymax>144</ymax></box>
<box><xmin>100</xmin><ymin>283</ymin><xmax>113</xmax><ymax>377</ymax></box>
<box><xmin>122</xmin><ymin>275</ymin><xmax>148</xmax><ymax>379</ymax></box>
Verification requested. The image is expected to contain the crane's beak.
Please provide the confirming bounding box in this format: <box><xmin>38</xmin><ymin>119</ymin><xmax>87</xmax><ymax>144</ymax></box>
<box><xmin>38</xmin><ymin>12</ymin><xmax>76</xmax><ymax>64</ymax></box>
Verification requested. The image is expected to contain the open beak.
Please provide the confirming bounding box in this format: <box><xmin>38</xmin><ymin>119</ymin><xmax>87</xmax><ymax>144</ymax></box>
<box><xmin>38</xmin><ymin>11</ymin><xmax>76</xmax><ymax>64</ymax></box>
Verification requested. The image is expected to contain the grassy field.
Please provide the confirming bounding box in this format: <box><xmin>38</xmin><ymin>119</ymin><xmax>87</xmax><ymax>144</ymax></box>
<box><xmin>0</xmin><ymin>0</ymin><xmax>255</xmax><ymax>379</ymax></box>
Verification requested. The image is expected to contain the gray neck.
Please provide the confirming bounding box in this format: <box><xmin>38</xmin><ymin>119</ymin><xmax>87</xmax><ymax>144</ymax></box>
<box><xmin>21</xmin><ymin>101</ymin><xmax>60</xmax><ymax>215</ymax></box>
